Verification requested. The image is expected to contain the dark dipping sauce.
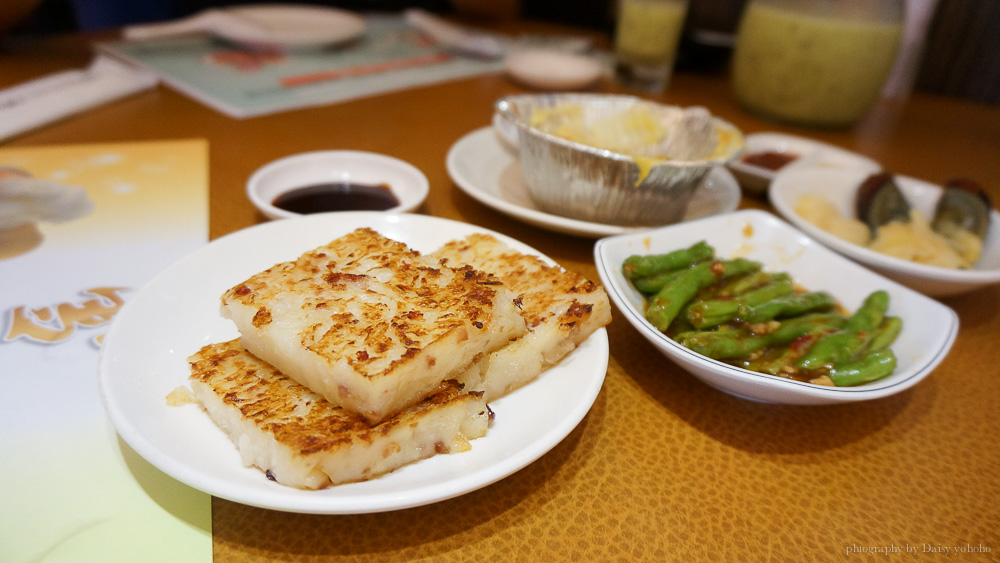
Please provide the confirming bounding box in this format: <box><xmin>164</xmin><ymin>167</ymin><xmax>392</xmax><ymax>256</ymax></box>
<box><xmin>273</xmin><ymin>182</ymin><xmax>399</xmax><ymax>214</ymax></box>
<box><xmin>741</xmin><ymin>150</ymin><xmax>799</xmax><ymax>171</ymax></box>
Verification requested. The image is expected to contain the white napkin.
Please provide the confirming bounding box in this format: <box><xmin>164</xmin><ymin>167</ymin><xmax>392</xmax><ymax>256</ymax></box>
<box><xmin>0</xmin><ymin>55</ymin><xmax>159</xmax><ymax>142</ymax></box>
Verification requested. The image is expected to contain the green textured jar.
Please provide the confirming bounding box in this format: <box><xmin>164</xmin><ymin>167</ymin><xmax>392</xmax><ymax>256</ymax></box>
<box><xmin>731</xmin><ymin>0</ymin><xmax>904</xmax><ymax>128</ymax></box>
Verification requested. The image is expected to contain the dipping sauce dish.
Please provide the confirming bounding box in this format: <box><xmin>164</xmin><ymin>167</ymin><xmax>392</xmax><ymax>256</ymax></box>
<box><xmin>247</xmin><ymin>151</ymin><xmax>429</xmax><ymax>220</ymax></box>
<box><xmin>727</xmin><ymin>132</ymin><xmax>880</xmax><ymax>196</ymax></box>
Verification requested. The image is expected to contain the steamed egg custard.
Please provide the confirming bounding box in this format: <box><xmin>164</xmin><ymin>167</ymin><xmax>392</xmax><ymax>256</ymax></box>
<box><xmin>527</xmin><ymin>103</ymin><xmax>736</xmax><ymax>184</ymax></box>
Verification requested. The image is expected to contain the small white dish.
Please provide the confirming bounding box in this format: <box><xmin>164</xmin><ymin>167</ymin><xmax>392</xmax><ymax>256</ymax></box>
<box><xmin>770</xmin><ymin>166</ymin><xmax>1000</xmax><ymax>297</ymax></box>
<box><xmin>594</xmin><ymin>209</ymin><xmax>958</xmax><ymax>405</ymax></box>
<box><xmin>446</xmin><ymin>126</ymin><xmax>741</xmax><ymax>238</ymax></box>
<box><xmin>247</xmin><ymin>151</ymin><xmax>428</xmax><ymax>220</ymax></box>
<box><xmin>98</xmin><ymin>212</ymin><xmax>608</xmax><ymax>514</ymax></box>
<box><xmin>503</xmin><ymin>49</ymin><xmax>604</xmax><ymax>91</ymax></box>
<box><xmin>727</xmin><ymin>132</ymin><xmax>880</xmax><ymax>196</ymax></box>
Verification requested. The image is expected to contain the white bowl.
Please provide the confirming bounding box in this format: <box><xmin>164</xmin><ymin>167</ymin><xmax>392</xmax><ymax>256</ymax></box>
<box><xmin>727</xmin><ymin>132</ymin><xmax>880</xmax><ymax>196</ymax></box>
<box><xmin>594</xmin><ymin>209</ymin><xmax>958</xmax><ymax>405</ymax></box>
<box><xmin>770</xmin><ymin>166</ymin><xmax>1000</xmax><ymax>297</ymax></box>
<box><xmin>247</xmin><ymin>151</ymin><xmax>428</xmax><ymax>220</ymax></box>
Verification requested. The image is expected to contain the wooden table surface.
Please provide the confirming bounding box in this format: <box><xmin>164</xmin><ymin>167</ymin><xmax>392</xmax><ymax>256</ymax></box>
<box><xmin>3</xmin><ymin>21</ymin><xmax>999</xmax><ymax>562</ymax></box>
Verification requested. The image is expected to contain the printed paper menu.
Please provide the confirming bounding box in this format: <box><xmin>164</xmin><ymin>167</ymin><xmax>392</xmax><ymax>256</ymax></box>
<box><xmin>0</xmin><ymin>140</ymin><xmax>212</xmax><ymax>562</ymax></box>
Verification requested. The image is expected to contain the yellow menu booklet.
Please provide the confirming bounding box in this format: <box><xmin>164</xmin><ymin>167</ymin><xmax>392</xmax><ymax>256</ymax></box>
<box><xmin>0</xmin><ymin>140</ymin><xmax>212</xmax><ymax>562</ymax></box>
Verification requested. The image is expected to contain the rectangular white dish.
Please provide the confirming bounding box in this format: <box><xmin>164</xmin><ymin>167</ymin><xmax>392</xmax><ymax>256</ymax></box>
<box><xmin>594</xmin><ymin>209</ymin><xmax>958</xmax><ymax>404</ymax></box>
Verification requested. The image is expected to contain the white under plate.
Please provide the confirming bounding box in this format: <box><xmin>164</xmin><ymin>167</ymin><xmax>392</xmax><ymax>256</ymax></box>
<box><xmin>98</xmin><ymin>212</ymin><xmax>609</xmax><ymax>514</ymax></box>
<box><xmin>446</xmin><ymin>126</ymin><xmax>741</xmax><ymax>239</ymax></box>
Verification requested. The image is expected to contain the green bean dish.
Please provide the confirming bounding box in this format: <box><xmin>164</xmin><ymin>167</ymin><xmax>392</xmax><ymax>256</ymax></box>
<box><xmin>623</xmin><ymin>241</ymin><xmax>901</xmax><ymax>386</ymax></box>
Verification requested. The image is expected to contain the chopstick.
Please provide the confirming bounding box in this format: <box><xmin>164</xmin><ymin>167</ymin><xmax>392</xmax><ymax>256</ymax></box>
<box><xmin>279</xmin><ymin>52</ymin><xmax>452</xmax><ymax>88</ymax></box>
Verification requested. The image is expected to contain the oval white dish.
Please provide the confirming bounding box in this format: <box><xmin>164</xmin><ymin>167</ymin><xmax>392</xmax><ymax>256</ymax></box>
<box><xmin>594</xmin><ymin>209</ymin><xmax>958</xmax><ymax>405</ymax></box>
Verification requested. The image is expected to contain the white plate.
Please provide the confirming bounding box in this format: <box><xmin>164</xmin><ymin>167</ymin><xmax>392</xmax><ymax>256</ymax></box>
<box><xmin>446</xmin><ymin>127</ymin><xmax>741</xmax><ymax>239</ymax></box>
<box><xmin>225</xmin><ymin>5</ymin><xmax>367</xmax><ymax>48</ymax></box>
<box><xmin>595</xmin><ymin>209</ymin><xmax>958</xmax><ymax>405</ymax></box>
<box><xmin>727</xmin><ymin>132</ymin><xmax>880</xmax><ymax>196</ymax></box>
<box><xmin>124</xmin><ymin>5</ymin><xmax>367</xmax><ymax>50</ymax></box>
<box><xmin>98</xmin><ymin>212</ymin><xmax>609</xmax><ymax>514</ymax></box>
<box><xmin>770</xmin><ymin>166</ymin><xmax>1000</xmax><ymax>297</ymax></box>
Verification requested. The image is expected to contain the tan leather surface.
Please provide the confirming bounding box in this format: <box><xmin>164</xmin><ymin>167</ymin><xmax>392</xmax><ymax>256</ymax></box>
<box><xmin>211</xmin><ymin>287</ymin><xmax>1000</xmax><ymax>561</ymax></box>
<box><xmin>3</xmin><ymin>27</ymin><xmax>999</xmax><ymax>562</ymax></box>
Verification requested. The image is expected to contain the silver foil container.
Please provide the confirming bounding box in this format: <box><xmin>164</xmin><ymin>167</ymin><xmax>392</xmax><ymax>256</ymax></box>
<box><xmin>494</xmin><ymin>94</ymin><xmax>745</xmax><ymax>227</ymax></box>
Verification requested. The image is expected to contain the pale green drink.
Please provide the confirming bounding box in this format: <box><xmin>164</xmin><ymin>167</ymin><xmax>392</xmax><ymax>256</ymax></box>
<box><xmin>614</xmin><ymin>0</ymin><xmax>689</xmax><ymax>91</ymax></box>
<box><xmin>732</xmin><ymin>1</ymin><xmax>902</xmax><ymax>127</ymax></box>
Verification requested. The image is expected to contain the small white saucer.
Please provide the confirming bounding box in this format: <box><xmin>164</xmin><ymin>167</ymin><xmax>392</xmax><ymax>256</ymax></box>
<box><xmin>503</xmin><ymin>49</ymin><xmax>604</xmax><ymax>91</ymax></box>
<box><xmin>247</xmin><ymin>151</ymin><xmax>428</xmax><ymax>220</ymax></box>
<box><xmin>727</xmin><ymin>132</ymin><xmax>880</xmax><ymax>196</ymax></box>
<box><xmin>446</xmin><ymin>127</ymin><xmax>741</xmax><ymax>239</ymax></box>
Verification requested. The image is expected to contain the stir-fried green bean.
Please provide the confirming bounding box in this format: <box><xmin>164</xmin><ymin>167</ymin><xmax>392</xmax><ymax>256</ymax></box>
<box><xmin>750</xmin><ymin>322</ymin><xmax>845</xmax><ymax>376</ymax></box>
<box><xmin>676</xmin><ymin>313</ymin><xmax>847</xmax><ymax>360</ymax></box>
<box><xmin>764</xmin><ymin>312</ymin><xmax>849</xmax><ymax>342</ymax></box>
<box><xmin>626</xmin><ymin>245</ymin><xmax>902</xmax><ymax>387</ymax></box>
<box><xmin>795</xmin><ymin>290</ymin><xmax>889</xmax><ymax>370</ymax></box>
<box><xmin>795</xmin><ymin>330</ymin><xmax>871</xmax><ymax>370</ymax></box>
<box><xmin>631</xmin><ymin>268</ymin><xmax>687</xmax><ymax>294</ymax></box>
<box><xmin>845</xmin><ymin>290</ymin><xmax>889</xmax><ymax>331</ymax></box>
<box><xmin>622</xmin><ymin>241</ymin><xmax>714</xmax><ymax>279</ymax></box>
<box><xmin>742</xmin><ymin>291</ymin><xmax>837</xmax><ymax>324</ymax></box>
<box><xmin>645</xmin><ymin>258</ymin><xmax>762</xmax><ymax>331</ymax></box>
<box><xmin>685</xmin><ymin>280</ymin><xmax>795</xmax><ymax>329</ymax></box>
<box><xmin>868</xmin><ymin>317</ymin><xmax>903</xmax><ymax>353</ymax></box>
<box><xmin>716</xmin><ymin>271</ymin><xmax>791</xmax><ymax>298</ymax></box>
<box><xmin>828</xmin><ymin>349</ymin><xmax>897</xmax><ymax>387</ymax></box>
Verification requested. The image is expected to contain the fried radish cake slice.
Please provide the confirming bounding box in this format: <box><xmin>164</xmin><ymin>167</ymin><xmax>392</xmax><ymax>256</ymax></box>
<box><xmin>432</xmin><ymin>234</ymin><xmax>612</xmax><ymax>401</ymax></box>
<box><xmin>188</xmin><ymin>339</ymin><xmax>492</xmax><ymax>489</ymax></box>
<box><xmin>220</xmin><ymin>228</ymin><xmax>525</xmax><ymax>423</ymax></box>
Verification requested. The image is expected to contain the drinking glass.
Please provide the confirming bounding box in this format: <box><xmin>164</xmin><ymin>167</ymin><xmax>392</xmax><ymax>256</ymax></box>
<box><xmin>614</xmin><ymin>0</ymin><xmax>690</xmax><ymax>93</ymax></box>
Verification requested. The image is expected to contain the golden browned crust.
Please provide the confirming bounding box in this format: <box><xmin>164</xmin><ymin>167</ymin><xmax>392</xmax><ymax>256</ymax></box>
<box><xmin>188</xmin><ymin>339</ymin><xmax>486</xmax><ymax>455</ymax></box>
<box><xmin>220</xmin><ymin>228</ymin><xmax>506</xmax><ymax>382</ymax></box>
<box><xmin>433</xmin><ymin>233</ymin><xmax>607</xmax><ymax>334</ymax></box>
